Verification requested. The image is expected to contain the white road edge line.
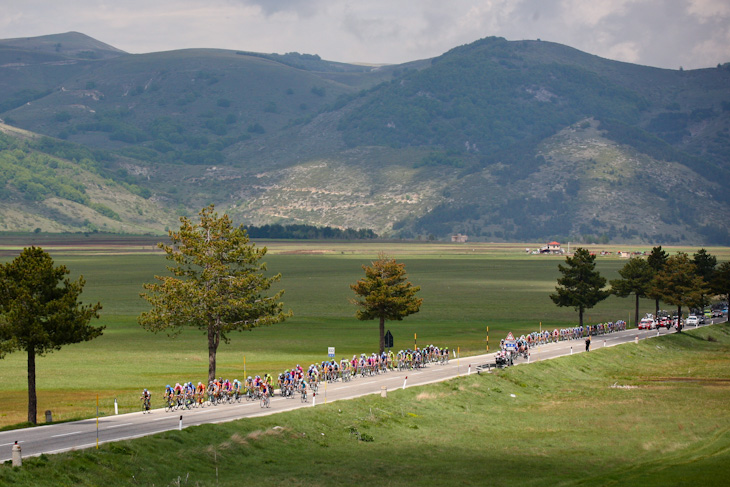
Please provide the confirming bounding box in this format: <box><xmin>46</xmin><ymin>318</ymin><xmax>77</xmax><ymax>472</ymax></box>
<box><xmin>51</xmin><ymin>431</ymin><xmax>83</xmax><ymax>438</ymax></box>
<box><xmin>104</xmin><ymin>423</ymin><xmax>134</xmax><ymax>430</ymax></box>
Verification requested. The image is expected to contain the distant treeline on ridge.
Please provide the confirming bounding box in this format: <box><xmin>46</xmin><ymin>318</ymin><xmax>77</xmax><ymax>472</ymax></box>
<box><xmin>242</xmin><ymin>223</ymin><xmax>377</xmax><ymax>240</ymax></box>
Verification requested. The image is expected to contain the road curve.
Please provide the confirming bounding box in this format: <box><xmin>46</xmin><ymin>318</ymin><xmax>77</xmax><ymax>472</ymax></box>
<box><xmin>0</xmin><ymin>319</ymin><xmax>724</xmax><ymax>463</ymax></box>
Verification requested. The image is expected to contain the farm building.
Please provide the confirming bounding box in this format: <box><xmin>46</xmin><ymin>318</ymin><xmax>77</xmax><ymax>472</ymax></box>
<box><xmin>540</xmin><ymin>241</ymin><xmax>563</xmax><ymax>254</ymax></box>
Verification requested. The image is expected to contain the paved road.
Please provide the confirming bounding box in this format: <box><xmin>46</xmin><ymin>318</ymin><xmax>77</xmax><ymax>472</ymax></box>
<box><xmin>1</xmin><ymin>319</ymin><xmax>724</xmax><ymax>463</ymax></box>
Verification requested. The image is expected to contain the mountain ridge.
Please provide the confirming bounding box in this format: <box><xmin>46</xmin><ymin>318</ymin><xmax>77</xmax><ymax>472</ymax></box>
<box><xmin>0</xmin><ymin>32</ymin><xmax>728</xmax><ymax>243</ymax></box>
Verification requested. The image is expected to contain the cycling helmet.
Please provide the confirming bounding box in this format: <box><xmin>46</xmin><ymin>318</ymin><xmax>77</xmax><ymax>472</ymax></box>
<box><xmin>167</xmin><ymin>385</ymin><xmax>171</xmax><ymax>388</ymax></box>
<box><xmin>144</xmin><ymin>389</ymin><xmax>148</xmax><ymax>393</ymax></box>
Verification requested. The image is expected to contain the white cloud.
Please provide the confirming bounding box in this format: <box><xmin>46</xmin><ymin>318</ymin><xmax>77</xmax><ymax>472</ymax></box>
<box><xmin>687</xmin><ymin>0</ymin><xmax>730</xmax><ymax>21</ymax></box>
<box><xmin>560</xmin><ymin>0</ymin><xmax>637</xmax><ymax>27</ymax></box>
<box><xmin>1</xmin><ymin>0</ymin><xmax>728</xmax><ymax>68</ymax></box>
<box><xmin>605</xmin><ymin>41</ymin><xmax>641</xmax><ymax>64</ymax></box>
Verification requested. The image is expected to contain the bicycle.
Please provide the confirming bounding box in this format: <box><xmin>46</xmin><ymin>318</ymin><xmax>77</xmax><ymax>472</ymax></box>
<box><xmin>207</xmin><ymin>391</ymin><xmax>218</xmax><ymax>406</ymax></box>
<box><xmin>164</xmin><ymin>395</ymin><xmax>176</xmax><ymax>413</ymax></box>
<box><xmin>260</xmin><ymin>393</ymin><xmax>270</xmax><ymax>408</ymax></box>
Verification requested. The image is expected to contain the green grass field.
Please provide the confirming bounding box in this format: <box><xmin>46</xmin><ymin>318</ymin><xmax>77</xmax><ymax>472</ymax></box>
<box><xmin>0</xmin><ymin>239</ymin><xmax>727</xmax><ymax>427</ymax></box>
<box><xmin>2</xmin><ymin>322</ymin><xmax>729</xmax><ymax>486</ymax></box>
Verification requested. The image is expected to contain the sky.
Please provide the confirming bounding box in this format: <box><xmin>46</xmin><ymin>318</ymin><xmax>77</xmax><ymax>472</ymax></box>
<box><xmin>3</xmin><ymin>0</ymin><xmax>729</xmax><ymax>70</ymax></box>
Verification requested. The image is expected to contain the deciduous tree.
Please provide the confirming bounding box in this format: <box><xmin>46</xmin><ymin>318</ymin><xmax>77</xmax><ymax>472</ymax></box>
<box><xmin>139</xmin><ymin>205</ymin><xmax>291</xmax><ymax>383</ymax></box>
<box><xmin>0</xmin><ymin>247</ymin><xmax>103</xmax><ymax>424</ymax></box>
<box><xmin>651</xmin><ymin>252</ymin><xmax>708</xmax><ymax>331</ymax></box>
<box><xmin>350</xmin><ymin>253</ymin><xmax>422</xmax><ymax>354</ymax></box>
<box><xmin>550</xmin><ymin>247</ymin><xmax>609</xmax><ymax>328</ymax></box>
<box><xmin>610</xmin><ymin>257</ymin><xmax>653</xmax><ymax>327</ymax></box>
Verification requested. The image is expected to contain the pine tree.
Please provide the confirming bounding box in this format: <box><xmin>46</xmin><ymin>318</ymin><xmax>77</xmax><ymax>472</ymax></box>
<box><xmin>693</xmin><ymin>248</ymin><xmax>717</xmax><ymax>311</ymax></box>
<box><xmin>139</xmin><ymin>205</ymin><xmax>291</xmax><ymax>383</ymax></box>
<box><xmin>712</xmin><ymin>262</ymin><xmax>730</xmax><ymax>311</ymax></box>
<box><xmin>0</xmin><ymin>247</ymin><xmax>103</xmax><ymax>424</ymax></box>
<box><xmin>350</xmin><ymin>253</ymin><xmax>422</xmax><ymax>354</ymax></box>
<box><xmin>550</xmin><ymin>247</ymin><xmax>609</xmax><ymax>328</ymax></box>
<box><xmin>646</xmin><ymin>246</ymin><xmax>669</xmax><ymax>317</ymax></box>
<box><xmin>610</xmin><ymin>257</ymin><xmax>653</xmax><ymax>327</ymax></box>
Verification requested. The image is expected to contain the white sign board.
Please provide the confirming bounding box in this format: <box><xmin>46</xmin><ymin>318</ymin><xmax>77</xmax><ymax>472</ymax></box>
<box><xmin>328</xmin><ymin>347</ymin><xmax>335</xmax><ymax>358</ymax></box>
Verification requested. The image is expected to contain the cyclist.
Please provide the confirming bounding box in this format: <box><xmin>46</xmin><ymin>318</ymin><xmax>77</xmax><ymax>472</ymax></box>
<box><xmin>163</xmin><ymin>384</ymin><xmax>173</xmax><ymax>402</ymax></box>
<box><xmin>283</xmin><ymin>369</ymin><xmax>293</xmax><ymax>396</ymax></box>
<box><xmin>173</xmin><ymin>382</ymin><xmax>184</xmax><ymax>406</ymax></box>
<box><xmin>141</xmin><ymin>388</ymin><xmax>151</xmax><ymax>412</ymax></box>
<box><xmin>264</xmin><ymin>373</ymin><xmax>274</xmax><ymax>391</ymax></box>
<box><xmin>298</xmin><ymin>376</ymin><xmax>308</xmax><ymax>401</ymax></box>
<box><xmin>207</xmin><ymin>380</ymin><xmax>219</xmax><ymax>404</ymax></box>
<box><xmin>195</xmin><ymin>381</ymin><xmax>206</xmax><ymax>404</ymax></box>
<box><xmin>183</xmin><ymin>382</ymin><xmax>195</xmax><ymax>407</ymax></box>
<box><xmin>260</xmin><ymin>382</ymin><xmax>271</xmax><ymax>407</ymax></box>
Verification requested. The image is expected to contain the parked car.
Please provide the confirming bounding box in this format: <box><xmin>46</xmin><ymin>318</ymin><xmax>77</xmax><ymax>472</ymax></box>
<box><xmin>712</xmin><ymin>309</ymin><xmax>723</xmax><ymax>318</ymax></box>
<box><xmin>638</xmin><ymin>317</ymin><xmax>655</xmax><ymax>330</ymax></box>
<box><xmin>686</xmin><ymin>315</ymin><xmax>699</xmax><ymax>326</ymax></box>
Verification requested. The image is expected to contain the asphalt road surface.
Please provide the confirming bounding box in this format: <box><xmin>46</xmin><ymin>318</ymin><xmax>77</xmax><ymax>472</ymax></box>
<box><xmin>1</xmin><ymin>318</ymin><xmax>725</xmax><ymax>463</ymax></box>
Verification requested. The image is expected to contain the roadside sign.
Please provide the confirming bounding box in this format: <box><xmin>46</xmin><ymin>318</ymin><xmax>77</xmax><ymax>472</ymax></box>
<box><xmin>384</xmin><ymin>330</ymin><xmax>394</xmax><ymax>349</ymax></box>
<box><xmin>504</xmin><ymin>342</ymin><xmax>518</xmax><ymax>350</ymax></box>
<box><xmin>328</xmin><ymin>346</ymin><xmax>335</xmax><ymax>358</ymax></box>
<box><xmin>505</xmin><ymin>332</ymin><xmax>515</xmax><ymax>341</ymax></box>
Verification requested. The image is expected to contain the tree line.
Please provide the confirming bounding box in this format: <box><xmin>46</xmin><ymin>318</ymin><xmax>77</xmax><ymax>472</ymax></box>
<box><xmin>551</xmin><ymin>246</ymin><xmax>730</xmax><ymax>328</ymax></box>
<box><xmin>242</xmin><ymin>223</ymin><xmax>377</xmax><ymax>240</ymax></box>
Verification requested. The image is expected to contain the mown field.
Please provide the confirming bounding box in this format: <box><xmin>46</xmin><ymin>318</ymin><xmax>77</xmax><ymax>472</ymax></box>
<box><xmin>2</xmin><ymin>321</ymin><xmax>730</xmax><ymax>486</ymax></box>
<box><xmin>0</xmin><ymin>237</ymin><xmax>727</xmax><ymax>427</ymax></box>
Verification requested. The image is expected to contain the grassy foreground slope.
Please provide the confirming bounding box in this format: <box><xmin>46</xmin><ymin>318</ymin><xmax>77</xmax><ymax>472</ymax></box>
<box><xmin>2</xmin><ymin>323</ymin><xmax>729</xmax><ymax>486</ymax></box>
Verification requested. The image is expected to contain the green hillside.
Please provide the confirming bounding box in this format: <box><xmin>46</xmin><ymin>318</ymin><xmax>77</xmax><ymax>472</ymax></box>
<box><xmin>0</xmin><ymin>33</ymin><xmax>728</xmax><ymax>243</ymax></box>
<box><xmin>0</xmin><ymin>124</ymin><xmax>173</xmax><ymax>233</ymax></box>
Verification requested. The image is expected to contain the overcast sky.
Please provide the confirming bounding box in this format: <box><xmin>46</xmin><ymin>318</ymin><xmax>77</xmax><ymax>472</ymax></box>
<box><xmin>3</xmin><ymin>0</ymin><xmax>729</xmax><ymax>69</ymax></box>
